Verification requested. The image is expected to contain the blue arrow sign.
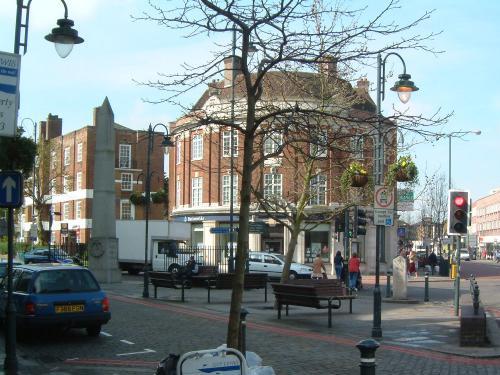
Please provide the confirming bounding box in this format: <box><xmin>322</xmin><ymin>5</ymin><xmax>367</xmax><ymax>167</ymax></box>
<box><xmin>0</xmin><ymin>171</ymin><xmax>23</xmax><ymax>208</ymax></box>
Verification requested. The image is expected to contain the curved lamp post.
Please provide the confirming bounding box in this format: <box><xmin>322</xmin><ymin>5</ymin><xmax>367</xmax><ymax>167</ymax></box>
<box><xmin>4</xmin><ymin>2</ymin><xmax>84</xmax><ymax>372</ymax></box>
<box><xmin>143</xmin><ymin>123</ymin><xmax>174</xmax><ymax>298</ymax></box>
<box><xmin>15</xmin><ymin>0</ymin><xmax>84</xmax><ymax>58</ymax></box>
<box><xmin>372</xmin><ymin>52</ymin><xmax>418</xmax><ymax>338</ymax></box>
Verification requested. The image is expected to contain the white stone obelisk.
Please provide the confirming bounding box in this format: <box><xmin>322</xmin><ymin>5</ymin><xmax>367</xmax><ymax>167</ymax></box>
<box><xmin>88</xmin><ymin>98</ymin><xmax>122</xmax><ymax>283</ymax></box>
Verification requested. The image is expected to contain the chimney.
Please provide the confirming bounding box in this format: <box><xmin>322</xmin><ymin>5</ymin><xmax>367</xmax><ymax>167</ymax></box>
<box><xmin>319</xmin><ymin>55</ymin><xmax>337</xmax><ymax>77</ymax></box>
<box><xmin>357</xmin><ymin>78</ymin><xmax>370</xmax><ymax>93</ymax></box>
<box><xmin>224</xmin><ymin>56</ymin><xmax>242</xmax><ymax>87</ymax></box>
<box><xmin>44</xmin><ymin>113</ymin><xmax>62</xmax><ymax>140</ymax></box>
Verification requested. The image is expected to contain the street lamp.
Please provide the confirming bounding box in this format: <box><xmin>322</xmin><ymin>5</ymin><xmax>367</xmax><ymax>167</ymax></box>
<box><xmin>143</xmin><ymin>123</ymin><xmax>174</xmax><ymax>298</ymax></box>
<box><xmin>15</xmin><ymin>0</ymin><xmax>84</xmax><ymax>58</ymax></box>
<box><xmin>372</xmin><ymin>52</ymin><xmax>418</xmax><ymax>338</ymax></box>
<box><xmin>448</xmin><ymin>130</ymin><xmax>481</xmax><ymax>316</ymax></box>
<box><xmin>4</xmin><ymin>2</ymin><xmax>83</xmax><ymax>372</ymax></box>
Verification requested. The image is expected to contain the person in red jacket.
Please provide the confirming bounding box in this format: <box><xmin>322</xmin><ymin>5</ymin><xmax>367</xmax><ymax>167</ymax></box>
<box><xmin>348</xmin><ymin>253</ymin><xmax>361</xmax><ymax>291</ymax></box>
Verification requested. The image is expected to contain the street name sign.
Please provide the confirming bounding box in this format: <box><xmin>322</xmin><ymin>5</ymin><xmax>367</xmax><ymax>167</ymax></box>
<box><xmin>0</xmin><ymin>171</ymin><xmax>23</xmax><ymax>208</ymax></box>
<box><xmin>0</xmin><ymin>51</ymin><xmax>21</xmax><ymax>137</ymax></box>
<box><xmin>397</xmin><ymin>188</ymin><xmax>414</xmax><ymax>211</ymax></box>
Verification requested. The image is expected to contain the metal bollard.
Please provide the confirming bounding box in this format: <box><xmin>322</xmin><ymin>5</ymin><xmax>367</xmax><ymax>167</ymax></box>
<box><xmin>356</xmin><ymin>339</ymin><xmax>380</xmax><ymax>375</ymax></box>
<box><xmin>238</xmin><ymin>308</ymin><xmax>249</xmax><ymax>356</ymax></box>
<box><xmin>424</xmin><ymin>272</ymin><xmax>429</xmax><ymax>302</ymax></box>
<box><xmin>473</xmin><ymin>285</ymin><xmax>480</xmax><ymax>315</ymax></box>
<box><xmin>386</xmin><ymin>271</ymin><xmax>392</xmax><ymax>298</ymax></box>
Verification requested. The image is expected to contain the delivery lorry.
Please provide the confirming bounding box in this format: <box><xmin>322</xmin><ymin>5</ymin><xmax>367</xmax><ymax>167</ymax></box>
<box><xmin>116</xmin><ymin>220</ymin><xmax>191</xmax><ymax>274</ymax></box>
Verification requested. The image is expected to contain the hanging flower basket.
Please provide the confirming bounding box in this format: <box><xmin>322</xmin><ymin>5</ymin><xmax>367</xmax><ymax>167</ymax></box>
<box><xmin>351</xmin><ymin>173</ymin><xmax>369</xmax><ymax>187</ymax></box>
<box><xmin>129</xmin><ymin>191</ymin><xmax>147</xmax><ymax>205</ymax></box>
<box><xmin>340</xmin><ymin>161</ymin><xmax>369</xmax><ymax>194</ymax></box>
<box><xmin>387</xmin><ymin>155</ymin><xmax>418</xmax><ymax>186</ymax></box>
<box><xmin>151</xmin><ymin>189</ymin><xmax>167</xmax><ymax>204</ymax></box>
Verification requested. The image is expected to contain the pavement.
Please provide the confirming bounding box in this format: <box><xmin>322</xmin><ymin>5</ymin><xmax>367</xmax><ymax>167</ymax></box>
<box><xmin>2</xmin><ymin>270</ymin><xmax>500</xmax><ymax>374</ymax></box>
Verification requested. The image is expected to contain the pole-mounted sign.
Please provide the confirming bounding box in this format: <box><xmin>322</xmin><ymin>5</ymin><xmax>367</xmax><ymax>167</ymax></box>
<box><xmin>0</xmin><ymin>171</ymin><xmax>23</xmax><ymax>208</ymax></box>
<box><xmin>0</xmin><ymin>51</ymin><xmax>21</xmax><ymax>138</ymax></box>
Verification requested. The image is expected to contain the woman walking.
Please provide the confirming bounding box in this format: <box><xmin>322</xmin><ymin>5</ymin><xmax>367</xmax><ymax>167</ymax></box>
<box><xmin>334</xmin><ymin>251</ymin><xmax>343</xmax><ymax>280</ymax></box>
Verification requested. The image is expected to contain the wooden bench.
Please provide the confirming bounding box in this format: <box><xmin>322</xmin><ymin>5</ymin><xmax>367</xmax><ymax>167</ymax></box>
<box><xmin>206</xmin><ymin>273</ymin><xmax>268</xmax><ymax>303</ymax></box>
<box><xmin>271</xmin><ymin>279</ymin><xmax>355</xmax><ymax>328</ymax></box>
<box><xmin>191</xmin><ymin>266</ymin><xmax>219</xmax><ymax>287</ymax></box>
<box><xmin>149</xmin><ymin>271</ymin><xmax>191</xmax><ymax>302</ymax></box>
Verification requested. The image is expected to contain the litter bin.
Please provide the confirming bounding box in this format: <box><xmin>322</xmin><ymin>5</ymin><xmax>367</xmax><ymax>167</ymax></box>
<box><xmin>439</xmin><ymin>257</ymin><xmax>449</xmax><ymax>277</ymax></box>
<box><xmin>450</xmin><ymin>264</ymin><xmax>457</xmax><ymax>280</ymax></box>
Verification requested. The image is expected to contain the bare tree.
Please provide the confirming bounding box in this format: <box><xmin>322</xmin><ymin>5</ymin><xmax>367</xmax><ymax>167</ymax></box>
<box><xmin>136</xmin><ymin>0</ymin><xmax>448</xmax><ymax>348</ymax></box>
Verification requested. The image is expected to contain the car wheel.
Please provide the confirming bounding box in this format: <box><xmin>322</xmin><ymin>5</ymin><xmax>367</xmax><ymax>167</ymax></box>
<box><xmin>289</xmin><ymin>271</ymin><xmax>298</xmax><ymax>280</ymax></box>
<box><xmin>86</xmin><ymin>325</ymin><xmax>101</xmax><ymax>337</ymax></box>
<box><xmin>168</xmin><ymin>264</ymin><xmax>181</xmax><ymax>274</ymax></box>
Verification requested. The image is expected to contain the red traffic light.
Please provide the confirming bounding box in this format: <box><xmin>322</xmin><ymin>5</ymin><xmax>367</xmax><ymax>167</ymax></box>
<box><xmin>453</xmin><ymin>195</ymin><xmax>466</xmax><ymax>207</ymax></box>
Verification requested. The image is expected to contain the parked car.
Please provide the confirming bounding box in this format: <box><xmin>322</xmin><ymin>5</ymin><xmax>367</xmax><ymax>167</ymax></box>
<box><xmin>459</xmin><ymin>249</ymin><xmax>470</xmax><ymax>261</ymax></box>
<box><xmin>0</xmin><ymin>263</ymin><xmax>110</xmax><ymax>336</ymax></box>
<box><xmin>248</xmin><ymin>251</ymin><xmax>313</xmax><ymax>280</ymax></box>
<box><xmin>23</xmin><ymin>248</ymin><xmax>74</xmax><ymax>264</ymax></box>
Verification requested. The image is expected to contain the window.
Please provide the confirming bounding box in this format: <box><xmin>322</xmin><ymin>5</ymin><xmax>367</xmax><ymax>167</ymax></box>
<box><xmin>63</xmin><ymin>176</ymin><xmax>70</xmax><ymax>193</ymax></box>
<box><xmin>120</xmin><ymin>200</ymin><xmax>133</xmax><ymax>220</ymax></box>
<box><xmin>192</xmin><ymin>134</ymin><xmax>203</xmax><ymax>160</ymax></box>
<box><xmin>119</xmin><ymin>144</ymin><xmax>131</xmax><ymax>168</ymax></box>
<box><xmin>51</xmin><ymin>151</ymin><xmax>57</xmax><ymax>170</ymax></box>
<box><xmin>263</xmin><ymin>173</ymin><xmax>282</xmax><ymax>199</ymax></box>
<box><xmin>63</xmin><ymin>203</ymin><xmax>70</xmax><ymax>220</ymax></box>
<box><xmin>176</xmin><ymin>138</ymin><xmax>181</xmax><ymax>165</ymax></box>
<box><xmin>176</xmin><ymin>179</ymin><xmax>181</xmax><ymax>206</ymax></box>
<box><xmin>192</xmin><ymin>177</ymin><xmax>202</xmax><ymax>206</ymax></box>
<box><xmin>309</xmin><ymin>174</ymin><xmax>327</xmax><ymax>205</ymax></box>
<box><xmin>222</xmin><ymin>131</ymin><xmax>238</xmax><ymax>157</ymax></box>
<box><xmin>76</xmin><ymin>172</ymin><xmax>82</xmax><ymax>190</ymax></box>
<box><xmin>263</xmin><ymin>132</ymin><xmax>282</xmax><ymax>155</ymax></box>
<box><xmin>76</xmin><ymin>201</ymin><xmax>82</xmax><ymax>219</ymax></box>
<box><xmin>222</xmin><ymin>175</ymin><xmax>238</xmax><ymax>205</ymax></box>
<box><xmin>121</xmin><ymin>173</ymin><xmax>132</xmax><ymax>191</ymax></box>
<box><xmin>351</xmin><ymin>136</ymin><xmax>364</xmax><ymax>159</ymax></box>
<box><xmin>77</xmin><ymin>143</ymin><xmax>83</xmax><ymax>162</ymax></box>
<box><xmin>64</xmin><ymin>147</ymin><xmax>70</xmax><ymax>166</ymax></box>
<box><xmin>310</xmin><ymin>133</ymin><xmax>328</xmax><ymax>158</ymax></box>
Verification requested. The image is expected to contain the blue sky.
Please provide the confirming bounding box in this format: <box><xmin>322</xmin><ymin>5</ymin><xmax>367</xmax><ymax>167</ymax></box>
<box><xmin>1</xmin><ymin>0</ymin><xmax>498</xmax><ymax>205</ymax></box>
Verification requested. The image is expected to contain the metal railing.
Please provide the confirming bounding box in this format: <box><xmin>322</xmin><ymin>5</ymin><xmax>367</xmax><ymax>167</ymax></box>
<box><xmin>469</xmin><ymin>274</ymin><xmax>480</xmax><ymax>315</ymax></box>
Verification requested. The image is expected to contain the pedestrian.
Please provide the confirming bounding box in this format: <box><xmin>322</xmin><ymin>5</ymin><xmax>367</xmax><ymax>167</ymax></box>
<box><xmin>428</xmin><ymin>251</ymin><xmax>437</xmax><ymax>275</ymax></box>
<box><xmin>334</xmin><ymin>251</ymin><xmax>343</xmax><ymax>280</ymax></box>
<box><xmin>408</xmin><ymin>250</ymin><xmax>417</xmax><ymax>278</ymax></box>
<box><xmin>312</xmin><ymin>253</ymin><xmax>327</xmax><ymax>280</ymax></box>
<box><xmin>348</xmin><ymin>253</ymin><xmax>361</xmax><ymax>291</ymax></box>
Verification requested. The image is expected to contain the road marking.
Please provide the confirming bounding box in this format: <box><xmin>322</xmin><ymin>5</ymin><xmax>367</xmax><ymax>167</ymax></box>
<box><xmin>116</xmin><ymin>348</ymin><xmax>156</xmax><ymax>356</ymax></box>
<box><xmin>120</xmin><ymin>339</ymin><xmax>135</xmax><ymax>345</ymax></box>
<box><xmin>100</xmin><ymin>331</ymin><xmax>112</xmax><ymax>337</ymax></box>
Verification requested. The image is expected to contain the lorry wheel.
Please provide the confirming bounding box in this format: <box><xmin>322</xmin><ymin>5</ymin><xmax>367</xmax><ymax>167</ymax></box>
<box><xmin>127</xmin><ymin>269</ymin><xmax>140</xmax><ymax>275</ymax></box>
<box><xmin>168</xmin><ymin>264</ymin><xmax>181</xmax><ymax>273</ymax></box>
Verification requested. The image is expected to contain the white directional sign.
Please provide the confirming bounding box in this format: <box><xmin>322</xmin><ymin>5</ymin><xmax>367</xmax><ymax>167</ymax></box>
<box><xmin>0</xmin><ymin>171</ymin><xmax>23</xmax><ymax>208</ymax></box>
<box><xmin>374</xmin><ymin>209</ymin><xmax>393</xmax><ymax>226</ymax></box>
<box><xmin>0</xmin><ymin>51</ymin><xmax>21</xmax><ymax>138</ymax></box>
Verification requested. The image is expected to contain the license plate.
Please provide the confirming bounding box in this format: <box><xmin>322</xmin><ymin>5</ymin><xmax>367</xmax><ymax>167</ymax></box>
<box><xmin>55</xmin><ymin>304</ymin><xmax>85</xmax><ymax>313</ymax></box>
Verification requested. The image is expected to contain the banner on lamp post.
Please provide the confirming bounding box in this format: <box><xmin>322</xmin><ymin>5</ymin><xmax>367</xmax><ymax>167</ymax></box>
<box><xmin>0</xmin><ymin>51</ymin><xmax>21</xmax><ymax>138</ymax></box>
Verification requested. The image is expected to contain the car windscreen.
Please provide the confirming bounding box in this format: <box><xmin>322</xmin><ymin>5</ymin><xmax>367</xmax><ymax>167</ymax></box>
<box><xmin>33</xmin><ymin>269</ymin><xmax>100</xmax><ymax>294</ymax></box>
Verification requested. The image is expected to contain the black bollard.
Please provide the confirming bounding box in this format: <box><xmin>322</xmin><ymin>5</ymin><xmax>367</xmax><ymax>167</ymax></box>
<box><xmin>386</xmin><ymin>271</ymin><xmax>392</xmax><ymax>298</ymax></box>
<box><xmin>356</xmin><ymin>338</ymin><xmax>380</xmax><ymax>375</ymax></box>
<box><xmin>424</xmin><ymin>271</ymin><xmax>429</xmax><ymax>302</ymax></box>
<box><xmin>238</xmin><ymin>308</ymin><xmax>249</xmax><ymax>356</ymax></box>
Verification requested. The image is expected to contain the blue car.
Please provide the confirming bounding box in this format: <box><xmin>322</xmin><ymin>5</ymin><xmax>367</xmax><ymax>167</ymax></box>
<box><xmin>0</xmin><ymin>264</ymin><xmax>111</xmax><ymax>337</ymax></box>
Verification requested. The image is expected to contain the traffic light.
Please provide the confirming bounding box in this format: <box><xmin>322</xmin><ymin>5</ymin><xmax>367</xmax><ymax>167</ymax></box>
<box><xmin>448</xmin><ymin>190</ymin><xmax>469</xmax><ymax>235</ymax></box>
<box><xmin>335</xmin><ymin>212</ymin><xmax>345</xmax><ymax>232</ymax></box>
<box><xmin>354</xmin><ymin>207</ymin><xmax>367</xmax><ymax>236</ymax></box>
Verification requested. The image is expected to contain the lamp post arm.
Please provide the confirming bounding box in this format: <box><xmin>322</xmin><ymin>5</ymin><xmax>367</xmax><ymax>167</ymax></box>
<box><xmin>14</xmin><ymin>0</ymin><xmax>70</xmax><ymax>55</ymax></box>
<box><xmin>379</xmin><ymin>52</ymin><xmax>407</xmax><ymax>102</ymax></box>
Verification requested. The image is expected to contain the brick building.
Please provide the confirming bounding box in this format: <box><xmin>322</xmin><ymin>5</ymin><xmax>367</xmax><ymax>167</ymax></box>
<box><xmin>168</xmin><ymin>57</ymin><xmax>399</xmax><ymax>270</ymax></box>
<box><xmin>22</xmin><ymin>108</ymin><xmax>166</xmax><ymax>250</ymax></box>
<box><xmin>471</xmin><ymin>188</ymin><xmax>500</xmax><ymax>256</ymax></box>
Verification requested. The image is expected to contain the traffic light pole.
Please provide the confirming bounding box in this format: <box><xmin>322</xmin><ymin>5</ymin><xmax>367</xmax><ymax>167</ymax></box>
<box><xmin>454</xmin><ymin>235</ymin><xmax>461</xmax><ymax>316</ymax></box>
